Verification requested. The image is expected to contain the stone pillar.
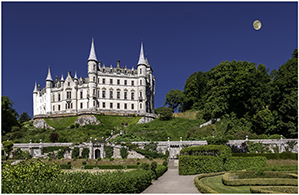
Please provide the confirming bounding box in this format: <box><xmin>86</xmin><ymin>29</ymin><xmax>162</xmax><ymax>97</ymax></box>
<box><xmin>246</xmin><ymin>135</ymin><xmax>248</xmax><ymax>141</ymax></box>
<box><xmin>89</xmin><ymin>137</ymin><xmax>93</xmax><ymax>159</ymax></box>
<box><xmin>39</xmin><ymin>139</ymin><xmax>42</xmax><ymax>157</ymax></box>
<box><xmin>179</xmin><ymin>137</ymin><xmax>182</xmax><ymax>150</ymax></box>
<box><xmin>279</xmin><ymin>135</ymin><xmax>283</xmax><ymax>153</ymax></box>
<box><xmin>101</xmin><ymin>144</ymin><xmax>104</xmax><ymax>159</ymax></box>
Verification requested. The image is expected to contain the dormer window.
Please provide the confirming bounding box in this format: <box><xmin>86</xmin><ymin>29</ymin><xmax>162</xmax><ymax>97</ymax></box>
<box><xmin>68</xmin><ymin>82</ymin><xmax>70</xmax><ymax>86</ymax></box>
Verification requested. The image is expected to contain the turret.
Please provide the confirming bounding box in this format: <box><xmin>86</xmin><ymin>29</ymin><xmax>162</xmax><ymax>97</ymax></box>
<box><xmin>33</xmin><ymin>81</ymin><xmax>38</xmax><ymax>116</ymax></box>
<box><xmin>87</xmin><ymin>38</ymin><xmax>98</xmax><ymax>110</ymax></box>
<box><xmin>45</xmin><ymin>67</ymin><xmax>53</xmax><ymax>114</ymax></box>
<box><xmin>45</xmin><ymin>67</ymin><xmax>53</xmax><ymax>88</ymax></box>
<box><xmin>137</xmin><ymin>41</ymin><xmax>147</xmax><ymax>76</ymax></box>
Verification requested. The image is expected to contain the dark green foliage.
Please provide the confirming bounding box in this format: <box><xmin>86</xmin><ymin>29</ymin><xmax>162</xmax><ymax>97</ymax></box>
<box><xmin>179</xmin><ymin>155</ymin><xmax>224</xmax><ymax>175</ymax></box>
<box><xmin>180</xmin><ymin>145</ymin><xmax>232</xmax><ymax>160</ymax></box>
<box><xmin>155</xmin><ymin>107</ymin><xmax>173</xmax><ymax>121</ymax></box>
<box><xmin>162</xmin><ymin>160</ymin><xmax>168</xmax><ymax>167</ymax></box>
<box><xmin>1</xmin><ymin>96</ymin><xmax>19</xmax><ymax>135</ymax></box>
<box><xmin>250</xmin><ymin>186</ymin><xmax>298</xmax><ymax>194</ymax></box>
<box><xmin>133</xmin><ymin>148</ymin><xmax>168</xmax><ymax>159</ymax></box>
<box><xmin>2</xmin><ymin>140</ymin><xmax>14</xmax><ymax>155</ymax></box>
<box><xmin>120</xmin><ymin>147</ymin><xmax>128</xmax><ymax>159</ymax></box>
<box><xmin>151</xmin><ymin>161</ymin><xmax>158</xmax><ymax>177</ymax></box>
<box><xmin>104</xmin><ymin>145</ymin><xmax>114</xmax><ymax>158</ymax></box>
<box><xmin>59</xmin><ymin>164</ymin><xmax>71</xmax><ymax>169</ymax></box>
<box><xmin>71</xmin><ymin>147</ymin><xmax>79</xmax><ymax>158</ymax></box>
<box><xmin>81</xmin><ymin>148</ymin><xmax>90</xmax><ymax>158</ymax></box>
<box><xmin>82</xmin><ymin>161</ymin><xmax>87</xmax><ymax>165</ymax></box>
<box><xmin>18</xmin><ymin>112</ymin><xmax>31</xmax><ymax>125</ymax></box>
<box><xmin>144</xmin><ymin>141</ymin><xmax>158</xmax><ymax>151</ymax></box>
<box><xmin>206</xmin><ymin>136</ymin><xmax>229</xmax><ymax>145</ymax></box>
<box><xmin>141</xmin><ymin>163</ymin><xmax>150</xmax><ymax>170</ymax></box>
<box><xmin>155</xmin><ymin>165</ymin><xmax>168</xmax><ymax>179</ymax></box>
<box><xmin>96</xmin><ymin>165</ymin><xmax>138</xmax><ymax>169</ymax></box>
<box><xmin>84</xmin><ymin>165</ymin><xmax>96</xmax><ymax>169</ymax></box>
<box><xmin>49</xmin><ymin>132</ymin><xmax>59</xmax><ymax>143</ymax></box>
<box><xmin>248</xmin><ymin>141</ymin><xmax>271</xmax><ymax>153</ymax></box>
<box><xmin>224</xmin><ymin>157</ymin><xmax>267</xmax><ymax>171</ymax></box>
<box><xmin>231</xmin><ymin>152</ymin><xmax>298</xmax><ymax>160</ymax></box>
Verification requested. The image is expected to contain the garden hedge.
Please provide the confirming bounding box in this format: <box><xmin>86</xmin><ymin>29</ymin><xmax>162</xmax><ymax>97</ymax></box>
<box><xmin>59</xmin><ymin>164</ymin><xmax>71</xmax><ymax>169</ymax></box>
<box><xmin>133</xmin><ymin>148</ymin><xmax>168</xmax><ymax>159</ymax></box>
<box><xmin>250</xmin><ymin>186</ymin><xmax>298</xmax><ymax>194</ymax></box>
<box><xmin>180</xmin><ymin>145</ymin><xmax>232</xmax><ymax>160</ymax></box>
<box><xmin>83</xmin><ymin>165</ymin><xmax>139</xmax><ymax>169</ymax></box>
<box><xmin>232</xmin><ymin>152</ymin><xmax>298</xmax><ymax>160</ymax></box>
<box><xmin>222</xmin><ymin>172</ymin><xmax>298</xmax><ymax>186</ymax></box>
<box><xmin>155</xmin><ymin>165</ymin><xmax>168</xmax><ymax>179</ymax></box>
<box><xmin>224</xmin><ymin>156</ymin><xmax>267</xmax><ymax>171</ymax></box>
<box><xmin>194</xmin><ymin>172</ymin><xmax>225</xmax><ymax>193</ymax></box>
<box><xmin>179</xmin><ymin>155</ymin><xmax>224</xmax><ymax>175</ymax></box>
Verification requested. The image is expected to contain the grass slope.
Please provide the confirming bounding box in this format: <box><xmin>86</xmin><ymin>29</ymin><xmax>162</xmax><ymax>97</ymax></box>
<box><xmin>200</xmin><ymin>175</ymin><xmax>251</xmax><ymax>193</ymax></box>
<box><xmin>44</xmin><ymin>116</ymin><xmax>78</xmax><ymax>129</ymax></box>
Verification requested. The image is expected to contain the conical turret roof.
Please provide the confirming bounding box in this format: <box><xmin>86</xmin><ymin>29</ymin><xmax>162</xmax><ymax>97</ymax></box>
<box><xmin>88</xmin><ymin>38</ymin><xmax>98</xmax><ymax>62</ymax></box>
<box><xmin>137</xmin><ymin>41</ymin><xmax>146</xmax><ymax>66</ymax></box>
<box><xmin>46</xmin><ymin>67</ymin><xmax>53</xmax><ymax>81</ymax></box>
<box><xmin>33</xmin><ymin>81</ymin><xmax>38</xmax><ymax>93</ymax></box>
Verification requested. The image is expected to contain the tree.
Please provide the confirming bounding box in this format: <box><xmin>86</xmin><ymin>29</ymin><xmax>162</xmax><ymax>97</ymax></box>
<box><xmin>120</xmin><ymin>147</ymin><xmax>128</xmax><ymax>159</ymax></box>
<box><xmin>49</xmin><ymin>132</ymin><xmax>59</xmax><ymax>143</ymax></box>
<box><xmin>1</xmin><ymin>96</ymin><xmax>19</xmax><ymax>134</ymax></box>
<box><xmin>270</xmin><ymin>49</ymin><xmax>298</xmax><ymax>138</ymax></box>
<box><xmin>2</xmin><ymin>140</ymin><xmax>14</xmax><ymax>156</ymax></box>
<box><xmin>19</xmin><ymin>112</ymin><xmax>31</xmax><ymax>124</ymax></box>
<box><xmin>163</xmin><ymin>89</ymin><xmax>184</xmax><ymax>112</ymax></box>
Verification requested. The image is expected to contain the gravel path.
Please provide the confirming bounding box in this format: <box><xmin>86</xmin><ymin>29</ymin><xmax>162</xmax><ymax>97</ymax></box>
<box><xmin>142</xmin><ymin>168</ymin><xmax>200</xmax><ymax>194</ymax></box>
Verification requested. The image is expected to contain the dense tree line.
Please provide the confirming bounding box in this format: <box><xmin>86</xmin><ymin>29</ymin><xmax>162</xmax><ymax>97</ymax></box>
<box><xmin>164</xmin><ymin>49</ymin><xmax>298</xmax><ymax>138</ymax></box>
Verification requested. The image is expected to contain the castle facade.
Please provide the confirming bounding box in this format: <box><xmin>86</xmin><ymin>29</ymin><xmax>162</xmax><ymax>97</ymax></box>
<box><xmin>33</xmin><ymin>39</ymin><xmax>155</xmax><ymax>118</ymax></box>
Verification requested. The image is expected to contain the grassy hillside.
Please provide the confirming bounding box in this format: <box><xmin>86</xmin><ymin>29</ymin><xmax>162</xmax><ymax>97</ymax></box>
<box><xmin>44</xmin><ymin>116</ymin><xmax>78</xmax><ymax>129</ymax></box>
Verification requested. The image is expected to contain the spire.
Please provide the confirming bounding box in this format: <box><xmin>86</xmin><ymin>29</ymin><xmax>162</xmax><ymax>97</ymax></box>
<box><xmin>74</xmin><ymin>71</ymin><xmax>78</xmax><ymax>79</ymax></box>
<box><xmin>33</xmin><ymin>81</ymin><xmax>38</xmax><ymax>93</ymax></box>
<box><xmin>137</xmin><ymin>41</ymin><xmax>146</xmax><ymax>66</ymax></box>
<box><xmin>88</xmin><ymin>38</ymin><xmax>98</xmax><ymax>62</ymax></box>
<box><xmin>61</xmin><ymin>73</ymin><xmax>64</xmax><ymax>81</ymax></box>
<box><xmin>46</xmin><ymin>67</ymin><xmax>53</xmax><ymax>81</ymax></box>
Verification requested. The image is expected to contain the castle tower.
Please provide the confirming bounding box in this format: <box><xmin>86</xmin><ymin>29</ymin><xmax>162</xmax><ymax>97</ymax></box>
<box><xmin>87</xmin><ymin>38</ymin><xmax>98</xmax><ymax>110</ymax></box>
<box><xmin>45</xmin><ymin>67</ymin><xmax>53</xmax><ymax>114</ymax></box>
<box><xmin>137</xmin><ymin>41</ymin><xmax>147</xmax><ymax>114</ymax></box>
<box><xmin>32</xmin><ymin>81</ymin><xmax>38</xmax><ymax>116</ymax></box>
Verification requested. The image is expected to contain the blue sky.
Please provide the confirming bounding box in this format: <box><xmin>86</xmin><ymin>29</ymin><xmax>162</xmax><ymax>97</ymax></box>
<box><xmin>1</xmin><ymin>1</ymin><xmax>298</xmax><ymax>118</ymax></box>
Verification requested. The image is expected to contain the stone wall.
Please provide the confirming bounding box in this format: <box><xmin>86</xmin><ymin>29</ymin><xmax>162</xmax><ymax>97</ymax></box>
<box><xmin>74</xmin><ymin>115</ymin><xmax>100</xmax><ymax>127</ymax></box>
<box><xmin>33</xmin><ymin>119</ymin><xmax>55</xmax><ymax>129</ymax></box>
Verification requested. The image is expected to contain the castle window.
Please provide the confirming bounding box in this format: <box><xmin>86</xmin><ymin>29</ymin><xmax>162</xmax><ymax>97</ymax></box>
<box><xmin>93</xmin><ymin>101</ymin><xmax>95</xmax><ymax>107</ymax></box>
<box><xmin>140</xmin><ymin>91</ymin><xmax>142</xmax><ymax>98</ymax></box>
<box><xmin>140</xmin><ymin>103</ymin><xmax>142</xmax><ymax>109</ymax></box>
<box><xmin>117</xmin><ymin>79</ymin><xmax>120</xmax><ymax>85</ymax></box>
<box><xmin>110</xmin><ymin>91</ymin><xmax>113</xmax><ymax>99</ymax></box>
<box><xmin>131</xmin><ymin>81</ymin><xmax>134</xmax><ymax>86</ymax></box>
<box><xmin>53</xmin><ymin>94</ymin><xmax>55</xmax><ymax>102</ymax></box>
<box><xmin>58</xmin><ymin>94</ymin><xmax>61</xmax><ymax>101</ymax></box>
<box><xmin>140</xmin><ymin>80</ymin><xmax>142</xmax><ymax>85</ymax></box>
<box><xmin>131</xmin><ymin>104</ymin><xmax>134</xmax><ymax>109</ymax></box>
<box><xmin>124</xmin><ymin>103</ymin><xmax>127</xmax><ymax>109</ymax></box>
<box><xmin>93</xmin><ymin>89</ymin><xmax>96</xmax><ymax>95</ymax></box>
<box><xmin>98</xmin><ymin>78</ymin><xmax>99</xmax><ymax>83</ymax></box>
<box><xmin>67</xmin><ymin>91</ymin><xmax>71</xmax><ymax>99</ymax></box>
<box><xmin>103</xmin><ymin>78</ymin><xmax>105</xmax><ymax>84</ymax></box>
<box><xmin>68</xmin><ymin>82</ymin><xmax>70</xmax><ymax>86</ymax></box>
<box><xmin>80</xmin><ymin>103</ymin><xmax>83</xmax><ymax>109</ymax></box>
<box><xmin>117</xmin><ymin>103</ymin><xmax>120</xmax><ymax>109</ymax></box>
<box><xmin>102</xmin><ymin>91</ymin><xmax>106</xmax><ymax>98</ymax></box>
<box><xmin>110</xmin><ymin>69</ymin><xmax>112</xmax><ymax>73</ymax></box>
<box><xmin>110</xmin><ymin>103</ymin><xmax>113</xmax><ymax>108</ymax></box>
<box><xmin>125</xmin><ymin>70</ymin><xmax>127</xmax><ymax>74</ymax></box>
<box><xmin>110</xmin><ymin>79</ymin><xmax>113</xmax><ymax>84</ymax></box>
<box><xmin>53</xmin><ymin>105</ymin><xmax>55</xmax><ymax>111</ymax></box>
<box><xmin>93</xmin><ymin>65</ymin><xmax>96</xmax><ymax>70</ymax></box>
<box><xmin>97</xmin><ymin>90</ymin><xmax>100</xmax><ymax>98</ymax></box>
<box><xmin>124</xmin><ymin>80</ymin><xmax>127</xmax><ymax>85</ymax></box>
<box><xmin>65</xmin><ymin>104</ymin><xmax>67</xmax><ymax>109</ymax></box>
<box><xmin>140</xmin><ymin>69</ymin><xmax>142</xmax><ymax>74</ymax></box>
<box><xmin>58</xmin><ymin>105</ymin><xmax>60</xmax><ymax>111</ymax></box>
<box><xmin>132</xmin><ymin>71</ymin><xmax>134</xmax><ymax>75</ymax></box>
<box><xmin>71</xmin><ymin>103</ymin><xmax>73</xmax><ymax>109</ymax></box>
<box><xmin>124</xmin><ymin>92</ymin><xmax>127</xmax><ymax>100</ymax></box>
<box><xmin>103</xmin><ymin>102</ymin><xmax>105</xmax><ymax>108</ymax></box>
<box><xmin>80</xmin><ymin>91</ymin><xmax>83</xmax><ymax>99</ymax></box>
<box><xmin>117</xmin><ymin>92</ymin><xmax>120</xmax><ymax>99</ymax></box>
<box><xmin>93</xmin><ymin>76</ymin><xmax>95</xmax><ymax>82</ymax></box>
<box><xmin>131</xmin><ymin>92</ymin><xmax>134</xmax><ymax>100</ymax></box>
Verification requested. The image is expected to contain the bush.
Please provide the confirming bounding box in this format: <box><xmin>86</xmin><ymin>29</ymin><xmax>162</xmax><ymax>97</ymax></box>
<box><xmin>120</xmin><ymin>147</ymin><xmax>128</xmax><ymax>159</ymax></box>
<box><xmin>2</xmin><ymin>141</ymin><xmax>14</xmax><ymax>156</ymax></box>
<box><xmin>71</xmin><ymin>147</ymin><xmax>79</xmax><ymax>158</ymax></box>
<box><xmin>179</xmin><ymin>155</ymin><xmax>224</xmax><ymax>175</ymax></box>
<box><xmin>180</xmin><ymin>145</ymin><xmax>232</xmax><ymax>160</ymax></box>
<box><xmin>250</xmin><ymin>186</ymin><xmax>298</xmax><ymax>194</ymax></box>
<box><xmin>104</xmin><ymin>145</ymin><xmax>114</xmax><ymax>158</ymax></box>
<box><xmin>231</xmin><ymin>152</ymin><xmax>298</xmax><ymax>160</ymax></box>
<box><xmin>155</xmin><ymin>107</ymin><xmax>173</xmax><ymax>120</ymax></box>
<box><xmin>137</xmin><ymin>162</ymin><xmax>140</xmax><ymax>166</ymax></box>
<box><xmin>84</xmin><ymin>165</ymin><xmax>97</xmax><ymax>169</ymax></box>
<box><xmin>49</xmin><ymin>132</ymin><xmax>59</xmax><ymax>143</ymax></box>
<box><xmin>133</xmin><ymin>148</ymin><xmax>168</xmax><ymax>159</ymax></box>
<box><xmin>60</xmin><ymin>164</ymin><xmax>71</xmax><ymax>169</ymax></box>
<box><xmin>155</xmin><ymin>165</ymin><xmax>168</xmax><ymax>179</ymax></box>
<box><xmin>141</xmin><ymin>163</ymin><xmax>150</xmax><ymax>170</ymax></box>
<box><xmin>67</xmin><ymin>161</ymin><xmax>71</xmax><ymax>165</ymax></box>
<box><xmin>97</xmin><ymin>157</ymin><xmax>101</xmax><ymax>161</ymax></box>
<box><xmin>162</xmin><ymin>160</ymin><xmax>168</xmax><ymax>167</ymax></box>
<box><xmin>224</xmin><ymin>157</ymin><xmax>267</xmax><ymax>171</ymax></box>
<box><xmin>82</xmin><ymin>161</ymin><xmax>87</xmax><ymax>165</ymax></box>
<box><xmin>2</xmin><ymin>155</ymin><xmax>8</xmax><ymax>161</ymax></box>
<box><xmin>206</xmin><ymin>136</ymin><xmax>229</xmax><ymax>145</ymax></box>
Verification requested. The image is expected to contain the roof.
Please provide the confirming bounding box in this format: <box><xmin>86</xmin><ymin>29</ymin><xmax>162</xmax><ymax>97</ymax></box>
<box><xmin>88</xmin><ymin>38</ymin><xmax>98</xmax><ymax>62</ymax></box>
<box><xmin>137</xmin><ymin>41</ymin><xmax>146</xmax><ymax>66</ymax></box>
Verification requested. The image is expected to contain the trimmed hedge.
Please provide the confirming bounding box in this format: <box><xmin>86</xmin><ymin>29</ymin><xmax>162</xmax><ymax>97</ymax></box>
<box><xmin>194</xmin><ymin>172</ymin><xmax>225</xmax><ymax>193</ymax></box>
<box><xmin>180</xmin><ymin>145</ymin><xmax>232</xmax><ymax>160</ymax></box>
<box><xmin>232</xmin><ymin>152</ymin><xmax>298</xmax><ymax>160</ymax></box>
<box><xmin>155</xmin><ymin>165</ymin><xmax>168</xmax><ymax>179</ymax></box>
<box><xmin>83</xmin><ymin>165</ymin><xmax>140</xmax><ymax>170</ymax></box>
<box><xmin>250</xmin><ymin>186</ymin><xmax>298</xmax><ymax>194</ymax></box>
<box><xmin>179</xmin><ymin>155</ymin><xmax>224</xmax><ymax>175</ymax></box>
<box><xmin>224</xmin><ymin>157</ymin><xmax>267</xmax><ymax>171</ymax></box>
<box><xmin>222</xmin><ymin>172</ymin><xmax>298</xmax><ymax>186</ymax></box>
<box><xmin>84</xmin><ymin>165</ymin><xmax>97</xmax><ymax>169</ymax></box>
<box><xmin>59</xmin><ymin>164</ymin><xmax>71</xmax><ymax>169</ymax></box>
<box><xmin>133</xmin><ymin>148</ymin><xmax>168</xmax><ymax>159</ymax></box>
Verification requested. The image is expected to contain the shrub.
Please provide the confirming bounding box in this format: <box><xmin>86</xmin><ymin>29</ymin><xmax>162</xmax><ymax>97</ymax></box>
<box><xmin>179</xmin><ymin>155</ymin><xmax>224</xmax><ymax>175</ymax></box>
<box><xmin>104</xmin><ymin>145</ymin><xmax>114</xmax><ymax>158</ymax></box>
<box><xmin>141</xmin><ymin>163</ymin><xmax>150</xmax><ymax>170</ymax></box>
<box><xmin>49</xmin><ymin>132</ymin><xmax>59</xmax><ymax>143</ymax></box>
<box><xmin>2</xmin><ymin>141</ymin><xmax>14</xmax><ymax>156</ymax></box>
<box><xmin>84</xmin><ymin>165</ymin><xmax>97</xmax><ymax>169</ymax></box>
<box><xmin>155</xmin><ymin>165</ymin><xmax>168</xmax><ymax>179</ymax></box>
<box><xmin>250</xmin><ymin>186</ymin><xmax>298</xmax><ymax>194</ymax></box>
<box><xmin>71</xmin><ymin>147</ymin><xmax>79</xmax><ymax>158</ymax></box>
<box><xmin>133</xmin><ymin>148</ymin><xmax>168</xmax><ymax>159</ymax></box>
<box><xmin>82</xmin><ymin>148</ymin><xmax>90</xmax><ymax>158</ymax></box>
<box><xmin>162</xmin><ymin>160</ymin><xmax>168</xmax><ymax>167</ymax></box>
<box><xmin>120</xmin><ymin>147</ymin><xmax>128</xmax><ymax>159</ymax></box>
<box><xmin>269</xmin><ymin>134</ymin><xmax>283</xmax><ymax>139</ymax></box>
<box><xmin>97</xmin><ymin>157</ymin><xmax>101</xmax><ymax>161</ymax></box>
<box><xmin>194</xmin><ymin>172</ymin><xmax>225</xmax><ymax>193</ymax></box>
<box><xmin>57</xmin><ymin>150</ymin><xmax>64</xmax><ymax>159</ymax></box>
<box><xmin>60</xmin><ymin>164</ymin><xmax>71</xmax><ymax>169</ymax></box>
<box><xmin>67</xmin><ymin>161</ymin><xmax>71</xmax><ymax>165</ymax></box>
<box><xmin>149</xmin><ymin>157</ymin><xmax>154</xmax><ymax>160</ymax></box>
<box><xmin>109</xmin><ymin>158</ymin><xmax>114</xmax><ymax>161</ymax></box>
<box><xmin>224</xmin><ymin>157</ymin><xmax>267</xmax><ymax>171</ymax></box>
<box><xmin>231</xmin><ymin>152</ymin><xmax>298</xmax><ymax>160</ymax></box>
<box><xmin>155</xmin><ymin>107</ymin><xmax>173</xmax><ymax>120</ymax></box>
<box><xmin>82</xmin><ymin>161</ymin><xmax>87</xmax><ymax>165</ymax></box>
<box><xmin>206</xmin><ymin>136</ymin><xmax>228</xmax><ymax>145</ymax></box>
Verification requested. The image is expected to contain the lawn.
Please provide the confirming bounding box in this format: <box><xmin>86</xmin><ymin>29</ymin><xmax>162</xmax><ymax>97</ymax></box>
<box><xmin>200</xmin><ymin>175</ymin><xmax>251</xmax><ymax>193</ymax></box>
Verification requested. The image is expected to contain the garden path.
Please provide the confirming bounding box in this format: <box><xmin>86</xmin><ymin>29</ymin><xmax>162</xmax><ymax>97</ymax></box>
<box><xmin>142</xmin><ymin>167</ymin><xmax>200</xmax><ymax>194</ymax></box>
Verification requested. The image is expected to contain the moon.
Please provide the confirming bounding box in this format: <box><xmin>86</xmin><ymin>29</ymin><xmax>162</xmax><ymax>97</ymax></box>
<box><xmin>253</xmin><ymin>20</ymin><xmax>262</xmax><ymax>30</ymax></box>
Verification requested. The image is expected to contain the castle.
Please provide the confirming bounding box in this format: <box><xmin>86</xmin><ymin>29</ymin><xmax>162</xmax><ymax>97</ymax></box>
<box><xmin>33</xmin><ymin>39</ymin><xmax>155</xmax><ymax>118</ymax></box>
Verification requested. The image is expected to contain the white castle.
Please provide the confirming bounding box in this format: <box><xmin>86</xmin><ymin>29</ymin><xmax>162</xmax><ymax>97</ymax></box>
<box><xmin>33</xmin><ymin>39</ymin><xmax>155</xmax><ymax>118</ymax></box>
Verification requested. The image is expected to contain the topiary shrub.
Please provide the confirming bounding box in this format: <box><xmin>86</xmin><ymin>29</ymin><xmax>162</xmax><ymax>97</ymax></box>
<box><xmin>120</xmin><ymin>147</ymin><xmax>128</xmax><ymax>159</ymax></box>
<box><xmin>81</xmin><ymin>148</ymin><xmax>89</xmax><ymax>158</ymax></box>
<box><xmin>224</xmin><ymin>157</ymin><xmax>267</xmax><ymax>171</ymax></box>
<box><xmin>180</xmin><ymin>145</ymin><xmax>232</xmax><ymax>160</ymax></box>
<box><xmin>71</xmin><ymin>147</ymin><xmax>79</xmax><ymax>159</ymax></box>
<box><xmin>162</xmin><ymin>160</ymin><xmax>168</xmax><ymax>167</ymax></box>
<box><xmin>104</xmin><ymin>145</ymin><xmax>114</xmax><ymax>158</ymax></box>
<box><xmin>49</xmin><ymin>132</ymin><xmax>59</xmax><ymax>143</ymax></box>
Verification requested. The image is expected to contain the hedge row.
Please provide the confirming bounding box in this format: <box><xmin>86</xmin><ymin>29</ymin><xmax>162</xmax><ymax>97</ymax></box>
<box><xmin>232</xmin><ymin>152</ymin><xmax>298</xmax><ymax>160</ymax></box>
<box><xmin>194</xmin><ymin>172</ymin><xmax>225</xmax><ymax>193</ymax></box>
<box><xmin>59</xmin><ymin>164</ymin><xmax>71</xmax><ymax>169</ymax></box>
<box><xmin>133</xmin><ymin>148</ymin><xmax>168</xmax><ymax>159</ymax></box>
<box><xmin>179</xmin><ymin>155</ymin><xmax>224</xmax><ymax>175</ymax></box>
<box><xmin>42</xmin><ymin>146</ymin><xmax>69</xmax><ymax>154</ymax></box>
<box><xmin>155</xmin><ymin>165</ymin><xmax>168</xmax><ymax>179</ymax></box>
<box><xmin>83</xmin><ymin>165</ymin><xmax>139</xmax><ymax>169</ymax></box>
<box><xmin>250</xmin><ymin>186</ymin><xmax>298</xmax><ymax>194</ymax></box>
<box><xmin>224</xmin><ymin>157</ymin><xmax>267</xmax><ymax>171</ymax></box>
<box><xmin>180</xmin><ymin>145</ymin><xmax>232</xmax><ymax>160</ymax></box>
<box><xmin>222</xmin><ymin>172</ymin><xmax>298</xmax><ymax>186</ymax></box>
